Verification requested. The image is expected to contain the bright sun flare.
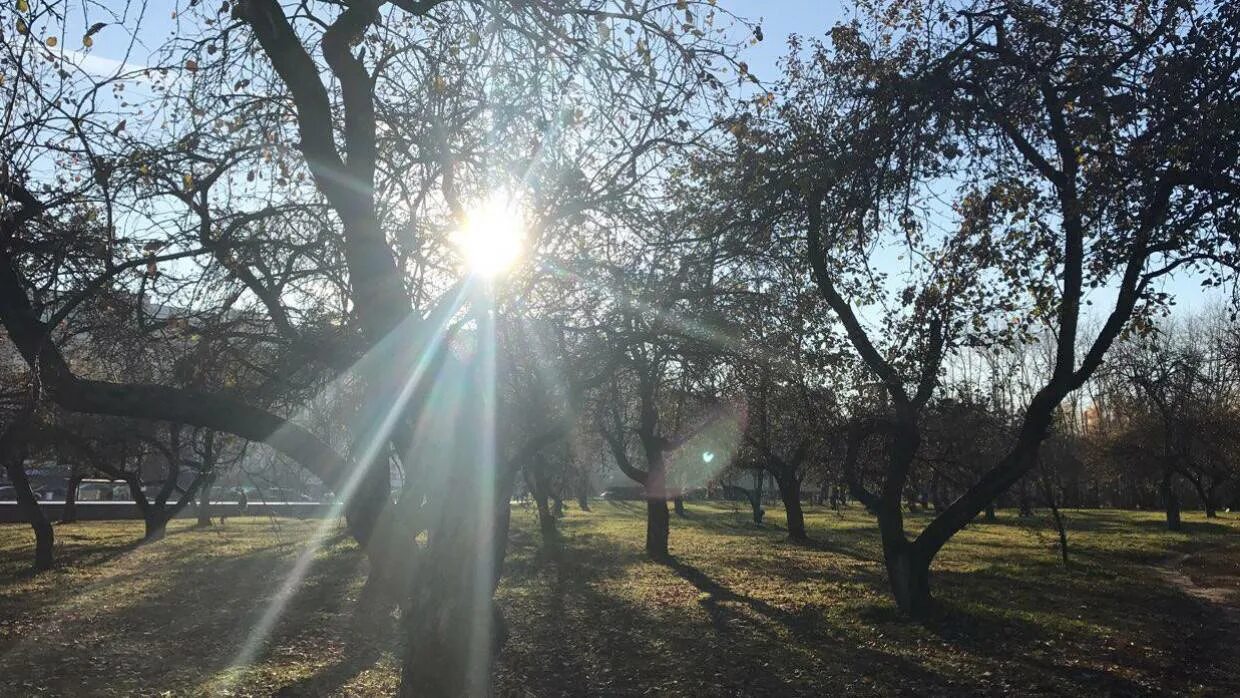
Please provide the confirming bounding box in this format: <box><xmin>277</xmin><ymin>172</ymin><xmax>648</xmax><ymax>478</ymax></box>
<box><xmin>454</xmin><ymin>192</ymin><xmax>525</xmax><ymax>277</ymax></box>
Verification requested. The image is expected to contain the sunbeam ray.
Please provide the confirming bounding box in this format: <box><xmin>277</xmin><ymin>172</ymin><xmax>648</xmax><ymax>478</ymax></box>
<box><xmin>217</xmin><ymin>284</ymin><xmax>471</xmax><ymax>685</ymax></box>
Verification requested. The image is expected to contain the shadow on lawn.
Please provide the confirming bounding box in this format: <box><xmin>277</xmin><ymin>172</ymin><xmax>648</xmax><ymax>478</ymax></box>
<box><xmin>500</xmin><ymin>517</ymin><xmax>967</xmax><ymax>695</ymax></box>
<box><xmin>1</xmin><ymin>525</ymin><xmax>380</xmax><ymax>696</ymax></box>
<box><xmin>4</xmin><ymin>537</ymin><xmax>146</xmax><ymax>582</ymax></box>
<box><xmin>501</xmin><ymin>504</ymin><xmax>1240</xmax><ymax>696</ymax></box>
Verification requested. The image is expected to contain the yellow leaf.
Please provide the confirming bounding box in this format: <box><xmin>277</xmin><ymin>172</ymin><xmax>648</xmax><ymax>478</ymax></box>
<box><xmin>183</xmin><ymin>173</ymin><xmax>194</xmax><ymax>189</ymax></box>
<box><xmin>15</xmin><ymin>18</ymin><xmax>27</xmax><ymax>34</ymax></box>
<box><xmin>17</xmin><ymin>0</ymin><xmax>29</xmax><ymax>13</ymax></box>
<box><xmin>45</xmin><ymin>36</ymin><xmax>57</xmax><ymax>47</ymax></box>
<box><xmin>185</xmin><ymin>58</ymin><xmax>198</xmax><ymax>73</ymax></box>
<box><xmin>83</xmin><ymin>35</ymin><xmax>93</xmax><ymax>48</ymax></box>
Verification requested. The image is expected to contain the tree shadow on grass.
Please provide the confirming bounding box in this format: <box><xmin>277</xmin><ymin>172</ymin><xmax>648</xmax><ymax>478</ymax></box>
<box><xmin>1</xmin><ymin>527</ymin><xmax>374</xmax><ymax>696</ymax></box>
<box><xmin>494</xmin><ymin>504</ymin><xmax>1240</xmax><ymax>696</ymax></box>
<box><xmin>919</xmin><ymin>560</ymin><xmax>1237</xmax><ymax>696</ymax></box>
<box><xmin>656</xmin><ymin>555</ymin><xmax>963</xmax><ymax>695</ymax></box>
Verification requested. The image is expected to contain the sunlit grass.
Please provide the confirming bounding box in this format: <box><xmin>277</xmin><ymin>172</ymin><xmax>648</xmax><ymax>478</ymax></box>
<box><xmin>1</xmin><ymin>506</ymin><xmax>1237</xmax><ymax>695</ymax></box>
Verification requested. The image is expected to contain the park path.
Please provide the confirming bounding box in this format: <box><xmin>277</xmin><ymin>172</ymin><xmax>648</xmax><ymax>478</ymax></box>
<box><xmin>1155</xmin><ymin>549</ymin><xmax>1240</xmax><ymax>693</ymax></box>
<box><xmin>1157</xmin><ymin>550</ymin><xmax>1240</xmax><ymax>618</ymax></box>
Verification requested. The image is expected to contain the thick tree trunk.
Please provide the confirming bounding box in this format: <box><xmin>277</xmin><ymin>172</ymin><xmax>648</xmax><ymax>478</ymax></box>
<box><xmin>640</xmin><ymin>450</ymin><xmax>671</xmax><ymax>558</ymax></box>
<box><xmin>775</xmin><ymin>472</ymin><xmax>807</xmax><ymax>542</ymax></box>
<box><xmin>1162</xmin><ymin>470</ymin><xmax>1181</xmax><ymax>532</ymax></box>
<box><xmin>524</xmin><ymin>465</ymin><xmax>556</xmax><ymax>538</ymax></box>
<box><xmin>884</xmin><ymin>539</ymin><xmax>931</xmax><ymax>618</ymax></box>
<box><xmin>144</xmin><ymin>512</ymin><xmax>170</xmax><ymax>542</ymax></box>
<box><xmin>4</xmin><ymin>458</ymin><xmax>54</xmax><ymax>571</ymax></box>
<box><xmin>534</xmin><ymin>494</ymin><xmax>555</xmax><ymax>536</ymax></box>
<box><xmin>398</xmin><ymin>445</ymin><xmax>520</xmax><ymax>696</ymax></box>
<box><xmin>576</xmin><ymin>474</ymin><xmax>590</xmax><ymax>511</ymax></box>
<box><xmin>877</xmin><ymin>427</ymin><xmax>933</xmax><ymax>617</ymax></box>
<box><xmin>197</xmin><ymin>474</ymin><xmax>215</xmax><ymax>527</ymax></box>
<box><xmin>346</xmin><ymin>457</ymin><xmax>393</xmax><ymax>546</ymax></box>
<box><xmin>552</xmin><ymin>495</ymin><xmax>564</xmax><ymax>519</ymax></box>
<box><xmin>137</xmin><ymin>472</ymin><xmax>208</xmax><ymax>543</ymax></box>
<box><xmin>673</xmin><ymin>497</ymin><xmax>685</xmax><ymax>517</ymax></box>
<box><xmin>61</xmin><ymin>473</ymin><xmax>82</xmax><ymax>523</ymax></box>
<box><xmin>646</xmin><ymin>496</ymin><xmax>670</xmax><ymax>559</ymax></box>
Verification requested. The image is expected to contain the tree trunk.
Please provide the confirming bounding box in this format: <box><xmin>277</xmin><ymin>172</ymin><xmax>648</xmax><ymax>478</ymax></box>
<box><xmin>534</xmin><ymin>494</ymin><xmax>555</xmax><ymax>536</ymax></box>
<box><xmin>749</xmin><ymin>490</ymin><xmax>764</xmax><ymax>524</ymax></box>
<box><xmin>645</xmin><ymin>496</ymin><xmax>670</xmax><ymax>559</ymax></box>
<box><xmin>1049</xmin><ymin>499</ymin><xmax>1069</xmax><ymax>567</ymax></box>
<box><xmin>984</xmin><ymin>503</ymin><xmax>996</xmax><ymax>522</ymax></box>
<box><xmin>144</xmin><ymin>511</ymin><xmax>170</xmax><ymax>541</ymax></box>
<box><xmin>673</xmin><ymin>497</ymin><xmax>685</xmax><ymax>517</ymax></box>
<box><xmin>197</xmin><ymin>474</ymin><xmax>215</xmax><ymax>527</ymax></box>
<box><xmin>398</xmin><ymin>447</ymin><xmax>520</xmax><ymax>696</ymax></box>
<box><xmin>3</xmin><ymin>458</ymin><xmax>54</xmax><ymax>571</ymax></box>
<box><xmin>524</xmin><ymin>465</ymin><xmax>555</xmax><ymax>538</ymax></box>
<box><xmin>640</xmin><ymin>450</ymin><xmax>672</xmax><ymax>558</ymax></box>
<box><xmin>576</xmin><ymin>475</ymin><xmax>590</xmax><ymax>511</ymax></box>
<box><xmin>884</xmin><ymin>539</ymin><xmax>931</xmax><ymax>618</ymax></box>
<box><xmin>61</xmin><ymin>473</ymin><xmax>82</xmax><ymax>524</ymax></box>
<box><xmin>1188</xmin><ymin>476</ymin><xmax>1216</xmax><ymax>518</ymax></box>
<box><xmin>1162</xmin><ymin>470</ymin><xmax>1181</xmax><ymax>532</ymax></box>
<box><xmin>1018</xmin><ymin>479</ymin><xmax>1034</xmax><ymax>517</ymax></box>
<box><xmin>345</xmin><ymin>457</ymin><xmax>392</xmax><ymax>546</ymax></box>
<box><xmin>139</xmin><ymin>472</ymin><xmax>208</xmax><ymax>542</ymax></box>
<box><xmin>552</xmin><ymin>495</ymin><xmax>564</xmax><ymax>519</ymax></box>
<box><xmin>750</xmin><ymin>471</ymin><xmax>765</xmax><ymax>523</ymax></box>
<box><xmin>775</xmin><ymin>472</ymin><xmax>808</xmax><ymax>542</ymax></box>
<box><xmin>534</xmin><ymin>485</ymin><xmax>554</xmax><ymax>534</ymax></box>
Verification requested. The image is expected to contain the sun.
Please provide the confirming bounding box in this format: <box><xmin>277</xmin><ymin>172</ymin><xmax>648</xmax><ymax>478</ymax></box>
<box><xmin>454</xmin><ymin>192</ymin><xmax>525</xmax><ymax>277</ymax></box>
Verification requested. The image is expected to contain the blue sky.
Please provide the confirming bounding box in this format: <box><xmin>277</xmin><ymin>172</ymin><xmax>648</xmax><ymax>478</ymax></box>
<box><xmin>739</xmin><ymin>1</ymin><xmax>847</xmax><ymax>80</ymax></box>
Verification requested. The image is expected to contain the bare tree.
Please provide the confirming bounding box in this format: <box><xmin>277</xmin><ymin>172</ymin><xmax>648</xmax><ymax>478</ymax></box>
<box><xmin>744</xmin><ymin>0</ymin><xmax>1240</xmax><ymax>615</ymax></box>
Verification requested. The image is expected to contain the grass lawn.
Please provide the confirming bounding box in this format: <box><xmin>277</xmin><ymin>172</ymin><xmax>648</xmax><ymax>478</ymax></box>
<box><xmin>1</xmin><ymin>503</ymin><xmax>1237</xmax><ymax>696</ymax></box>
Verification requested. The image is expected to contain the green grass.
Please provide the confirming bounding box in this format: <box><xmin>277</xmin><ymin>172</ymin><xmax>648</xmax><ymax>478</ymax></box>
<box><xmin>1</xmin><ymin>504</ymin><xmax>1237</xmax><ymax>696</ymax></box>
